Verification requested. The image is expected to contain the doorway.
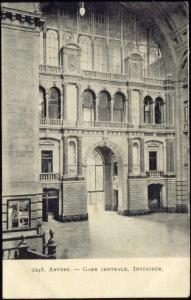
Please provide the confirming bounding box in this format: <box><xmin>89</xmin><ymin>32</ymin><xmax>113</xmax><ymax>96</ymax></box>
<box><xmin>148</xmin><ymin>184</ymin><xmax>163</xmax><ymax>211</ymax></box>
<box><xmin>86</xmin><ymin>146</ymin><xmax>119</xmax><ymax>215</ymax></box>
<box><xmin>42</xmin><ymin>189</ymin><xmax>59</xmax><ymax>221</ymax></box>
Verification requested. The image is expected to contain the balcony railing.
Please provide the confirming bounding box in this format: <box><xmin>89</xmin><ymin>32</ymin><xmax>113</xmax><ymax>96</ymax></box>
<box><xmin>82</xmin><ymin>121</ymin><xmax>129</xmax><ymax>128</ymax></box>
<box><xmin>40</xmin><ymin>173</ymin><xmax>60</xmax><ymax>181</ymax></box>
<box><xmin>40</xmin><ymin>118</ymin><xmax>63</xmax><ymax>126</ymax></box>
<box><xmin>139</xmin><ymin>124</ymin><xmax>174</xmax><ymax>130</ymax></box>
<box><xmin>146</xmin><ymin>171</ymin><xmax>164</xmax><ymax>177</ymax></box>
<box><xmin>39</xmin><ymin>65</ymin><xmax>168</xmax><ymax>87</ymax></box>
<box><xmin>143</xmin><ymin>77</ymin><xmax>165</xmax><ymax>86</ymax></box>
<box><xmin>82</xmin><ymin>70</ymin><xmax>127</xmax><ymax>82</ymax></box>
<box><xmin>39</xmin><ymin>65</ymin><xmax>62</xmax><ymax>75</ymax></box>
<box><xmin>39</xmin><ymin>118</ymin><xmax>129</xmax><ymax>129</ymax></box>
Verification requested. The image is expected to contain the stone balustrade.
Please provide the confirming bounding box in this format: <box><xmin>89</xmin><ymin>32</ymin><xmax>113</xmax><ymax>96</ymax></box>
<box><xmin>146</xmin><ymin>171</ymin><xmax>164</xmax><ymax>177</ymax></box>
<box><xmin>40</xmin><ymin>173</ymin><xmax>60</xmax><ymax>181</ymax></box>
<box><xmin>39</xmin><ymin>65</ymin><xmax>167</xmax><ymax>87</ymax></box>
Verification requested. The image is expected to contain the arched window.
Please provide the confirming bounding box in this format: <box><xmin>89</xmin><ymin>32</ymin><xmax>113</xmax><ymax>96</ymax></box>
<box><xmin>144</xmin><ymin>96</ymin><xmax>153</xmax><ymax>124</ymax></box>
<box><xmin>155</xmin><ymin>97</ymin><xmax>164</xmax><ymax>124</ymax></box>
<box><xmin>48</xmin><ymin>87</ymin><xmax>61</xmax><ymax>119</ymax></box>
<box><xmin>109</xmin><ymin>41</ymin><xmax>121</xmax><ymax>74</ymax></box>
<box><xmin>82</xmin><ymin>90</ymin><xmax>95</xmax><ymax>122</ymax></box>
<box><xmin>79</xmin><ymin>35</ymin><xmax>92</xmax><ymax>70</ymax></box>
<box><xmin>68</xmin><ymin>141</ymin><xmax>77</xmax><ymax>175</ymax></box>
<box><xmin>46</xmin><ymin>30</ymin><xmax>58</xmax><ymax>66</ymax></box>
<box><xmin>39</xmin><ymin>86</ymin><xmax>46</xmax><ymax>118</ymax></box>
<box><xmin>98</xmin><ymin>91</ymin><xmax>111</xmax><ymax>121</ymax></box>
<box><xmin>113</xmin><ymin>92</ymin><xmax>125</xmax><ymax>122</ymax></box>
<box><xmin>39</xmin><ymin>30</ymin><xmax>44</xmax><ymax>65</ymax></box>
<box><xmin>94</xmin><ymin>38</ymin><xmax>107</xmax><ymax>72</ymax></box>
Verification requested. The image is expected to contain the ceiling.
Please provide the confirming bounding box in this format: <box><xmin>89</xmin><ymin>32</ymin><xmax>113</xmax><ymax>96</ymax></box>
<box><xmin>40</xmin><ymin>1</ymin><xmax>188</xmax><ymax>77</ymax></box>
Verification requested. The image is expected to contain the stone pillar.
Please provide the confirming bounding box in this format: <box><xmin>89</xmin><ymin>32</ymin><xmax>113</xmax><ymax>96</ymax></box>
<box><xmin>92</xmin><ymin>40</ymin><xmax>94</xmax><ymax>71</ymax></box>
<box><xmin>128</xmin><ymin>138</ymin><xmax>133</xmax><ymax>173</ymax></box>
<box><xmin>169</xmin><ymin>94</ymin><xmax>173</xmax><ymax>125</ymax></box>
<box><xmin>77</xmin><ymin>136</ymin><xmax>83</xmax><ymax>175</ymax></box>
<box><xmin>165</xmin><ymin>94</ymin><xmax>169</xmax><ymax>126</ymax></box>
<box><xmin>77</xmin><ymin>84</ymin><xmax>82</xmax><ymax>124</ymax></box>
<box><xmin>152</xmin><ymin>100</ymin><xmax>155</xmax><ymax>124</ymax></box>
<box><xmin>62</xmin><ymin>82</ymin><xmax>67</xmax><ymax>121</ymax></box>
<box><xmin>43</xmin><ymin>31</ymin><xmax>46</xmax><ymax>65</ymax></box>
<box><xmin>106</xmin><ymin>44</ymin><xmax>109</xmax><ymax>73</ymax></box>
<box><xmin>59</xmin><ymin>138</ymin><xmax>63</xmax><ymax>177</ymax></box>
<box><xmin>110</xmin><ymin>97</ymin><xmax>114</xmax><ymax>122</ymax></box>
<box><xmin>124</xmin><ymin>99</ymin><xmax>128</xmax><ymax>123</ymax></box>
<box><xmin>45</xmin><ymin>92</ymin><xmax>49</xmax><ymax>119</ymax></box>
<box><xmin>139</xmin><ymin>90</ymin><xmax>144</xmax><ymax>125</ymax></box>
<box><xmin>63</xmin><ymin>136</ymin><xmax>68</xmax><ymax>176</ymax></box>
<box><xmin>60</xmin><ymin>92</ymin><xmax>63</xmax><ymax>120</ymax></box>
<box><xmin>95</xmin><ymin>94</ymin><xmax>99</xmax><ymax>121</ymax></box>
<box><xmin>166</xmin><ymin>140</ymin><xmax>174</xmax><ymax>172</ymax></box>
<box><xmin>128</xmin><ymin>90</ymin><xmax>132</xmax><ymax>124</ymax></box>
<box><xmin>140</xmin><ymin>138</ymin><xmax>145</xmax><ymax>173</ymax></box>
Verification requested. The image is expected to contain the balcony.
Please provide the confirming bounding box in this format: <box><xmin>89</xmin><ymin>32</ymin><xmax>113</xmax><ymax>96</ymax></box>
<box><xmin>39</xmin><ymin>118</ymin><xmax>131</xmax><ymax>129</ymax></box>
<box><xmin>139</xmin><ymin>124</ymin><xmax>174</xmax><ymax>130</ymax></box>
<box><xmin>39</xmin><ymin>65</ymin><xmax>62</xmax><ymax>75</ymax></box>
<box><xmin>82</xmin><ymin>121</ymin><xmax>129</xmax><ymax>129</ymax></box>
<box><xmin>40</xmin><ymin>173</ymin><xmax>60</xmax><ymax>181</ymax></box>
<box><xmin>39</xmin><ymin>65</ymin><xmax>167</xmax><ymax>88</ymax></box>
<box><xmin>146</xmin><ymin>171</ymin><xmax>164</xmax><ymax>177</ymax></box>
<box><xmin>143</xmin><ymin>77</ymin><xmax>165</xmax><ymax>87</ymax></box>
<box><xmin>82</xmin><ymin>70</ymin><xmax>127</xmax><ymax>82</ymax></box>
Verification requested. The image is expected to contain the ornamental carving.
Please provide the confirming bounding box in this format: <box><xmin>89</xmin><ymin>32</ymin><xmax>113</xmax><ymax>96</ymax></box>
<box><xmin>68</xmin><ymin>54</ymin><xmax>77</xmax><ymax>71</ymax></box>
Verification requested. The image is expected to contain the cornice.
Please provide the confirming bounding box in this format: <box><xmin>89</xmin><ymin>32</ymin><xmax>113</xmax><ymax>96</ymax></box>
<box><xmin>1</xmin><ymin>6</ymin><xmax>45</xmax><ymax>28</ymax></box>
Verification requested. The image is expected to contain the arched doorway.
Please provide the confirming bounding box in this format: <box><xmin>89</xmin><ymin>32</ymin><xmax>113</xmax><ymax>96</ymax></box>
<box><xmin>42</xmin><ymin>189</ymin><xmax>59</xmax><ymax>221</ymax></box>
<box><xmin>86</xmin><ymin>146</ymin><xmax>120</xmax><ymax>215</ymax></box>
<box><xmin>148</xmin><ymin>184</ymin><xmax>163</xmax><ymax>211</ymax></box>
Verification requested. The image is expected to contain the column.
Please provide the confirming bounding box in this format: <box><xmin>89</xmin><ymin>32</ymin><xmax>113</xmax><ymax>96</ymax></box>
<box><xmin>45</xmin><ymin>92</ymin><xmax>49</xmax><ymax>119</ymax></box>
<box><xmin>77</xmin><ymin>137</ymin><xmax>83</xmax><ymax>175</ymax></box>
<box><xmin>128</xmin><ymin>90</ymin><xmax>132</xmax><ymax>124</ymax></box>
<box><xmin>43</xmin><ymin>31</ymin><xmax>46</xmax><ymax>65</ymax></box>
<box><xmin>106</xmin><ymin>43</ymin><xmax>110</xmax><ymax>73</ymax></box>
<box><xmin>77</xmin><ymin>84</ymin><xmax>82</xmax><ymax>124</ymax></box>
<box><xmin>124</xmin><ymin>99</ymin><xmax>128</xmax><ymax>123</ymax></box>
<box><xmin>110</xmin><ymin>97</ymin><xmax>114</xmax><ymax>122</ymax></box>
<box><xmin>92</xmin><ymin>40</ymin><xmax>94</xmax><ymax>71</ymax></box>
<box><xmin>165</xmin><ymin>94</ymin><xmax>169</xmax><ymax>126</ymax></box>
<box><xmin>60</xmin><ymin>92</ymin><xmax>63</xmax><ymax>120</ymax></box>
<box><xmin>128</xmin><ymin>138</ymin><xmax>133</xmax><ymax>173</ymax></box>
<box><xmin>152</xmin><ymin>100</ymin><xmax>155</xmax><ymax>124</ymax></box>
<box><xmin>63</xmin><ymin>136</ymin><xmax>68</xmax><ymax>176</ymax></box>
<box><xmin>140</xmin><ymin>138</ymin><xmax>145</xmax><ymax>173</ymax></box>
<box><xmin>169</xmin><ymin>94</ymin><xmax>173</xmax><ymax>125</ymax></box>
<box><xmin>95</xmin><ymin>94</ymin><xmax>99</xmax><ymax>121</ymax></box>
<box><xmin>163</xmin><ymin>101</ymin><xmax>166</xmax><ymax>125</ymax></box>
<box><xmin>139</xmin><ymin>90</ymin><xmax>144</xmax><ymax>125</ymax></box>
<box><xmin>167</xmin><ymin>140</ymin><xmax>171</xmax><ymax>172</ymax></box>
<box><xmin>62</xmin><ymin>83</ymin><xmax>67</xmax><ymax>121</ymax></box>
<box><xmin>59</xmin><ymin>138</ymin><xmax>63</xmax><ymax>177</ymax></box>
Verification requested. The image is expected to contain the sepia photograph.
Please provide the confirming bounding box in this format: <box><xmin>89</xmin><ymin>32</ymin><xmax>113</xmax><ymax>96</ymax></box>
<box><xmin>1</xmin><ymin>1</ymin><xmax>190</xmax><ymax>298</ymax></box>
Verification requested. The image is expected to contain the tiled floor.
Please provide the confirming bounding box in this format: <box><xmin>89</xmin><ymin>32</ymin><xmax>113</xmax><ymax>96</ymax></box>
<box><xmin>42</xmin><ymin>210</ymin><xmax>190</xmax><ymax>259</ymax></box>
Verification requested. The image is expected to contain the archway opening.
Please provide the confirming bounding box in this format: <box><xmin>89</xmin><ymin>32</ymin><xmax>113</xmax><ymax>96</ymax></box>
<box><xmin>148</xmin><ymin>184</ymin><xmax>163</xmax><ymax>211</ymax></box>
<box><xmin>86</xmin><ymin>145</ymin><xmax>120</xmax><ymax>216</ymax></box>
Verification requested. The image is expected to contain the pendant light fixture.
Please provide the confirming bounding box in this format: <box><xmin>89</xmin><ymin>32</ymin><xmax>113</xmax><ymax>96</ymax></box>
<box><xmin>79</xmin><ymin>2</ymin><xmax>85</xmax><ymax>16</ymax></box>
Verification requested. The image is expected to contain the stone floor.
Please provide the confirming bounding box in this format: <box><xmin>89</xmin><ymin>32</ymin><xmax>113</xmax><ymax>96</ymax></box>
<box><xmin>42</xmin><ymin>210</ymin><xmax>190</xmax><ymax>259</ymax></box>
